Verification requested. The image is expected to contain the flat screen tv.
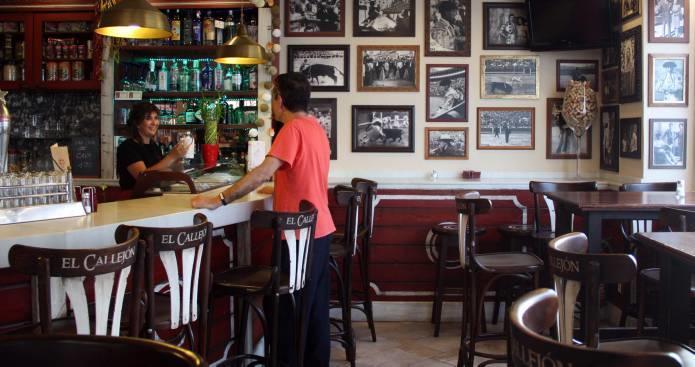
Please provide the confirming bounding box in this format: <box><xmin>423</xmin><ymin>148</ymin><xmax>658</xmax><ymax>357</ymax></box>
<box><xmin>527</xmin><ymin>0</ymin><xmax>615</xmax><ymax>51</ymax></box>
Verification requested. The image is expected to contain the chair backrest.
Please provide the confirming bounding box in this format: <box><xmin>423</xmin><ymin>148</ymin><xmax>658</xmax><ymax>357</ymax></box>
<box><xmin>251</xmin><ymin>200</ymin><xmax>318</xmax><ymax>294</ymax></box>
<box><xmin>351</xmin><ymin>178</ymin><xmax>378</xmax><ymax>238</ymax></box>
<box><xmin>619</xmin><ymin>182</ymin><xmax>678</xmax><ymax>238</ymax></box>
<box><xmin>547</xmin><ymin>232</ymin><xmax>637</xmax><ymax>347</ymax></box>
<box><xmin>117</xmin><ymin>214</ymin><xmax>213</xmax><ymax>335</ymax></box>
<box><xmin>455</xmin><ymin>192</ymin><xmax>492</xmax><ymax>269</ymax></box>
<box><xmin>660</xmin><ymin>207</ymin><xmax>695</xmax><ymax>232</ymax></box>
<box><xmin>131</xmin><ymin>171</ymin><xmax>198</xmax><ymax>199</ymax></box>
<box><xmin>509</xmin><ymin>288</ymin><xmax>682</xmax><ymax>367</ymax></box>
<box><xmin>334</xmin><ymin>185</ymin><xmax>362</xmax><ymax>257</ymax></box>
<box><xmin>0</xmin><ymin>334</ymin><xmax>207</xmax><ymax>367</ymax></box>
<box><xmin>8</xmin><ymin>228</ymin><xmax>144</xmax><ymax>337</ymax></box>
<box><xmin>529</xmin><ymin>181</ymin><xmax>598</xmax><ymax>232</ymax></box>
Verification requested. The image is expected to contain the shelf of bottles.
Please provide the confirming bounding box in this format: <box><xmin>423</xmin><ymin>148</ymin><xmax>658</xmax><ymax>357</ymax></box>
<box><xmin>0</xmin><ymin>20</ymin><xmax>27</xmax><ymax>87</ymax></box>
<box><xmin>38</xmin><ymin>18</ymin><xmax>97</xmax><ymax>89</ymax></box>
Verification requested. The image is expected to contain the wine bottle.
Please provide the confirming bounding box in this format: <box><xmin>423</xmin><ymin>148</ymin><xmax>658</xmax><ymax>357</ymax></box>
<box><xmin>145</xmin><ymin>59</ymin><xmax>158</xmax><ymax>92</ymax></box>
<box><xmin>213</xmin><ymin>62</ymin><xmax>223</xmax><ymax>91</ymax></box>
<box><xmin>223</xmin><ymin>66</ymin><xmax>233</xmax><ymax>91</ymax></box>
<box><xmin>191</xmin><ymin>60</ymin><xmax>201</xmax><ymax>92</ymax></box>
<box><xmin>158</xmin><ymin>60</ymin><xmax>169</xmax><ymax>91</ymax></box>
<box><xmin>179</xmin><ymin>59</ymin><xmax>190</xmax><ymax>92</ymax></box>
<box><xmin>201</xmin><ymin>61</ymin><xmax>212</xmax><ymax>91</ymax></box>
<box><xmin>203</xmin><ymin>11</ymin><xmax>215</xmax><ymax>46</ymax></box>
<box><xmin>171</xmin><ymin>9</ymin><xmax>181</xmax><ymax>45</ymax></box>
<box><xmin>214</xmin><ymin>13</ymin><xmax>225</xmax><ymax>45</ymax></box>
<box><xmin>169</xmin><ymin>61</ymin><xmax>179</xmax><ymax>91</ymax></box>
<box><xmin>232</xmin><ymin>65</ymin><xmax>242</xmax><ymax>91</ymax></box>
<box><xmin>182</xmin><ymin>10</ymin><xmax>193</xmax><ymax>45</ymax></box>
<box><xmin>241</xmin><ymin>66</ymin><xmax>249</xmax><ymax>91</ymax></box>
<box><xmin>223</xmin><ymin>10</ymin><xmax>236</xmax><ymax>43</ymax></box>
<box><xmin>192</xmin><ymin>10</ymin><xmax>202</xmax><ymax>45</ymax></box>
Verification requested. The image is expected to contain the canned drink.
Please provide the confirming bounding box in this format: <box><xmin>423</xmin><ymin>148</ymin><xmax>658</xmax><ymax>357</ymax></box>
<box><xmin>69</xmin><ymin>44</ymin><xmax>78</xmax><ymax>59</ymax></box>
<box><xmin>44</xmin><ymin>43</ymin><xmax>55</xmax><ymax>59</ymax></box>
<box><xmin>46</xmin><ymin>61</ymin><xmax>58</xmax><ymax>81</ymax></box>
<box><xmin>61</xmin><ymin>44</ymin><xmax>69</xmax><ymax>59</ymax></box>
<box><xmin>77</xmin><ymin>44</ymin><xmax>86</xmax><ymax>59</ymax></box>
<box><xmin>55</xmin><ymin>43</ymin><xmax>62</xmax><ymax>59</ymax></box>
<box><xmin>2</xmin><ymin>64</ymin><xmax>17</xmax><ymax>81</ymax></box>
<box><xmin>58</xmin><ymin>61</ymin><xmax>70</xmax><ymax>81</ymax></box>
<box><xmin>71</xmin><ymin>61</ymin><xmax>84</xmax><ymax>81</ymax></box>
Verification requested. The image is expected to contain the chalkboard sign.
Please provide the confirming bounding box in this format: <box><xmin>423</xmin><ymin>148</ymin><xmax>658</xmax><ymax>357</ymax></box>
<box><xmin>69</xmin><ymin>137</ymin><xmax>100</xmax><ymax>177</ymax></box>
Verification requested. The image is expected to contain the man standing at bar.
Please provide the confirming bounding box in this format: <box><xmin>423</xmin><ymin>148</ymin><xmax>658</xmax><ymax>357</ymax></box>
<box><xmin>191</xmin><ymin>72</ymin><xmax>334</xmax><ymax>366</ymax></box>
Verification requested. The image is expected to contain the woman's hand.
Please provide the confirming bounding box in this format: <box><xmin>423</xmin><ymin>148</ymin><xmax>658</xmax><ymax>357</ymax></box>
<box><xmin>191</xmin><ymin>194</ymin><xmax>222</xmax><ymax>209</ymax></box>
<box><xmin>169</xmin><ymin>139</ymin><xmax>192</xmax><ymax>160</ymax></box>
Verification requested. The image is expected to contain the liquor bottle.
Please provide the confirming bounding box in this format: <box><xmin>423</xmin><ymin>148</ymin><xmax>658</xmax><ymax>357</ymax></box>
<box><xmin>232</xmin><ymin>65</ymin><xmax>242</xmax><ymax>91</ymax></box>
<box><xmin>179</xmin><ymin>59</ymin><xmax>190</xmax><ymax>92</ymax></box>
<box><xmin>201</xmin><ymin>61</ymin><xmax>212</xmax><ymax>91</ymax></box>
<box><xmin>214</xmin><ymin>13</ymin><xmax>225</xmax><ymax>45</ymax></box>
<box><xmin>185</xmin><ymin>101</ymin><xmax>196</xmax><ymax>124</ymax></box>
<box><xmin>213</xmin><ymin>62</ymin><xmax>223</xmax><ymax>91</ymax></box>
<box><xmin>223</xmin><ymin>10</ymin><xmax>236</xmax><ymax>43</ymax></box>
<box><xmin>169</xmin><ymin>61</ymin><xmax>179</xmax><ymax>91</ymax></box>
<box><xmin>171</xmin><ymin>9</ymin><xmax>181</xmax><ymax>45</ymax></box>
<box><xmin>241</xmin><ymin>66</ymin><xmax>249</xmax><ymax>91</ymax></box>
<box><xmin>191</xmin><ymin>59</ymin><xmax>201</xmax><ymax>92</ymax></box>
<box><xmin>192</xmin><ymin>10</ymin><xmax>202</xmax><ymax>45</ymax></box>
<box><xmin>203</xmin><ymin>10</ymin><xmax>215</xmax><ymax>46</ymax></box>
<box><xmin>247</xmin><ymin>13</ymin><xmax>258</xmax><ymax>41</ymax></box>
<box><xmin>223</xmin><ymin>66</ymin><xmax>233</xmax><ymax>91</ymax></box>
<box><xmin>249</xmin><ymin>66</ymin><xmax>257</xmax><ymax>90</ymax></box>
<box><xmin>158</xmin><ymin>60</ymin><xmax>169</xmax><ymax>91</ymax></box>
<box><xmin>145</xmin><ymin>59</ymin><xmax>158</xmax><ymax>92</ymax></box>
<box><xmin>182</xmin><ymin>10</ymin><xmax>193</xmax><ymax>45</ymax></box>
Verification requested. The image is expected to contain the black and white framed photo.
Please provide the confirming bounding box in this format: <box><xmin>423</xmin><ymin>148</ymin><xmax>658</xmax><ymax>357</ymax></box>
<box><xmin>480</xmin><ymin>55</ymin><xmax>539</xmax><ymax>99</ymax></box>
<box><xmin>648</xmin><ymin>53</ymin><xmax>689</xmax><ymax>107</ymax></box>
<box><xmin>352</xmin><ymin>105</ymin><xmax>414</xmax><ymax>153</ymax></box>
<box><xmin>620</xmin><ymin>26</ymin><xmax>642</xmax><ymax>103</ymax></box>
<box><xmin>556</xmin><ymin>60</ymin><xmax>599</xmax><ymax>92</ymax></box>
<box><xmin>477</xmin><ymin>107</ymin><xmax>535</xmax><ymax>150</ymax></box>
<box><xmin>425</xmin><ymin>127</ymin><xmax>468</xmax><ymax>160</ymax></box>
<box><xmin>620</xmin><ymin>117</ymin><xmax>642</xmax><ymax>159</ymax></box>
<box><xmin>546</xmin><ymin>98</ymin><xmax>591</xmax><ymax>159</ymax></box>
<box><xmin>649</xmin><ymin>118</ymin><xmax>687</xmax><ymax>169</ymax></box>
<box><xmin>648</xmin><ymin>0</ymin><xmax>689</xmax><ymax>43</ymax></box>
<box><xmin>287</xmin><ymin>45</ymin><xmax>349</xmax><ymax>92</ymax></box>
<box><xmin>602</xmin><ymin>46</ymin><xmax>620</xmax><ymax>69</ymax></box>
<box><xmin>483</xmin><ymin>2</ymin><xmax>529</xmax><ymax>50</ymax></box>
<box><xmin>622</xmin><ymin>0</ymin><xmax>641</xmax><ymax>23</ymax></box>
<box><xmin>308</xmin><ymin>98</ymin><xmax>338</xmax><ymax>160</ymax></box>
<box><xmin>602</xmin><ymin>68</ymin><xmax>620</xmax><ymax>104</ymax></box>
<box><xmin>353</xmin><ymin>0</ymin><xmax>415</xmax><ymax>37</ymax></box>
<box><xmin>600</xmin><ymin>105</ymin><xmax>620</xmax><ymax>172</ymax></box>
<box><xmin>426</xmin><ymin>64</ymin><xmax>468</xmax><ymax>122</ymax></box>
<box><xmin>357</xmin><ymin>45</ymin><xmax>419</xmax><ymax>92</ymax></box>
<box><xmin>285</xmin><ymin>0</ymin><xmax>345</xmax><ymax>37</ymax></box>
<box><xmin>425</xmin><ymin>0</ymin><xmax>471</xmax><ymax>56</ymax></box>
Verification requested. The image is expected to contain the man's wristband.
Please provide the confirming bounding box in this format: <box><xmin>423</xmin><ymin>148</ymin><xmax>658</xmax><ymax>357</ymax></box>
<box><xmin>219</xmin><ymin>192</ymin><xmax>228</xmax><ymax>206</ymax></box>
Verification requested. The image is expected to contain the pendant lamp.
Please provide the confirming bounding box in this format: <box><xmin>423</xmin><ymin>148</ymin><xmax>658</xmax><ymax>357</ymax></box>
<box><xmin>215</xmin><ymin>22</ymin><xmax>268</xmax><ymax>65</ymax></box>
<box><xmin>95</xmin><ymin>0</ymin><xmax>172</xmax><ymax>39</ymax></box>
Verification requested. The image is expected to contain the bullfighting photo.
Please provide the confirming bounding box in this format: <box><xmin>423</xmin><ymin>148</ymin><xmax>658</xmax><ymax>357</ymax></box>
<box><xmin>287</xmin><ymin>45</ymin><xmax>350</xmax><ymax>92</ymax></box>
<box><xmin>352</xmin><ymin>105</ymin><xmax>414</xmax><ymax>152</ymax></box>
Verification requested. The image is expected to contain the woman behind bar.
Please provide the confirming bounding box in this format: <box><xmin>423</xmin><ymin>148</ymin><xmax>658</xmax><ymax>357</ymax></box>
<box><xmin>117</xmin><ymin>101</ymin><xmax>190</xmax><ymax>189</ymax></box>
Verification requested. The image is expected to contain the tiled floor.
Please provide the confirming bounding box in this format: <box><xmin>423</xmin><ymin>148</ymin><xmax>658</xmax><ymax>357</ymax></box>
<box><xmin>329</xmin><ymin>321</ymin><xmax>506</xmax><ymax>367</ymax></box>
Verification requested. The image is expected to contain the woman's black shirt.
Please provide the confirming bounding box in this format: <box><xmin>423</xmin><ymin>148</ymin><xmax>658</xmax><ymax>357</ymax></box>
<box><xmin>117</xmin><ymin>138</ymin><xmax>163</xmax><ymax>189</ymax></box>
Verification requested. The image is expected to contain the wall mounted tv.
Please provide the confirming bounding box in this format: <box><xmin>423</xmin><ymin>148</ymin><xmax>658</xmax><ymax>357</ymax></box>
<box><xmin>527</xmin><ymin>0</ymin><xmax>615</xmax><ymax>51</ymax></box>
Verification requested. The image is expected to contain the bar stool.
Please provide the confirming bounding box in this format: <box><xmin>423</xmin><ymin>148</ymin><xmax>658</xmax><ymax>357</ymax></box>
<box><xmin>209</xmin><ymin>202</ymin><xmax>318</xmax><ymax>367</ymax></box>
<box><xmin>456</xmin><ymin>193</ymin><xmax>543</xmax><ymax>367</ymax></box>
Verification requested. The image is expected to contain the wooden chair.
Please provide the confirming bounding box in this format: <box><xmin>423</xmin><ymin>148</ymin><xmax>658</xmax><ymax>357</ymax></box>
<box><xmin>209</xmin><ymin>201</ymin><xmax>318</xmax><ymax>367</ymax></box>
<box><xmin>0</xmin><ymin>334</ymin><xmax>206</xmax><ymax>367</ymax></box>
<box><xmin>529</xmin><ymin>181</ymin><xmax>598</xmax><ymax>242</ymax></box>
<box><xmin>456</xmin><ymin>193</ymin><xmax>544</xmax><ymax>367</ymax></box>
<box><xmin>509</xmin><ymin>288</ymin><xmax>683</xmax><ymax>367</ymax></box>
<box><xmin>117</xmin><ymin>214</ymin><xmax>213</xmax><ymax>356</ymax></box>
<box><xmin>131</xmin><ymin>171</ymin><xmax>197</xmax><ymax>199</ymax></box>
<box><xmin>7</xmin><ymin>228</ymin><xmax>144</xmax><ymax>336</ymax></box>
<box><xmin>548</xmin><ymin>232</ymin><xmax>695</xmax><ymax>364</ymax></box>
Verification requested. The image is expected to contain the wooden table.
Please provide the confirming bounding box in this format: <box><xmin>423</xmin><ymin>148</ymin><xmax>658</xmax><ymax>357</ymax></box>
<box><xmin>547</xmin><ymin>191</ymin><xmax>695</xmax><ymax>252</ymax></box>
<box><xmin>634</xmin><ymin>232</ymin><xmax>695</xmax><ymax>344</ymax></box>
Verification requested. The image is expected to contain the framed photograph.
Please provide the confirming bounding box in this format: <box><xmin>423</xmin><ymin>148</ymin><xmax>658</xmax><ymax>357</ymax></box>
<box><xmin>601</xmin><ymin>68</ymin><xmax>620</xmax><ymax>104</ymax></box>
<box><xmin>649</xmin><ymin>118</ymin><xmax>687</xmax><ymax>169</ymax></box>
<box><xmin>482</xmin><ymin>2</ymin><xmax>529</xmax><ymax>50</ymax></box>
<box><xmin>600</xmin><ymin>106</ymin><xmax>620</xmax><ymax>172</ymax></box>
<box><xmin>287</xmin><ymin>45</ymin><xmax>349</xmax><ymax>92</ymax></box>
<box><xmin>648</xmin><ymin>0</ymin><xmax>689</xmax><ymax>43</ymax></box>
<box><xmin>622</xmin><ymin>0</ymin><xmax>641</xmax><ymax>23</ymax></box>
<box><xmin>426</xmin><ymin>64</ymin><xmax>468</xmax><ymax>122</ymax></box>
<box><xmin>285</xmin><ymin>0</ymin><xmax>345</xmax><ymax>37</ymax></box>
<box><xmin>425</xmin><ymin>0</ymin><xmax>471</xmax><ymax>57</ymax></box>
<box><xmin>353</xmin><ymin>0</ymin><xmax>415</xmax><ymax>37</ymax></box>
<box><xmin>556</xmin><ymin>60</ymin><xmax>599</xmax><ymax>92</ymax></box>
<box><xmin>357</xmin><ymin>45</ymin><xmax>419</xmax><ymax>92</ymax></box>
<box><xmin>620</xmin><ymin>26</ymin><xmax>642</xmax><ymax>103</ymax></box>
<box><xmin>425</xmin><ymin>127</ymin><xmax>468</xmax><ymax>160</ymax></box>
<box><xmin>602</xmin><ymin>46</ymin><xmax>620</xmax><ymax>69</ymax></box>
<box><xmin>308</xmin><ymin>98</ymin><xmax>338</xmax><ymax>160</ymax></box>
<box><xmin>546</xmin><ymin>98</ymin><xmax>591</xmax><ymax>159</ymax></box>
<box><xmin>619</xmin><ymin>117</ymin><xmax>642</xmax><ymax>159</ymax></box>
<box><xmin>648</xmin><ymin>54</ymin><xmax>689</xmax><ymax>107</ymax></box>
<box><xmin>352</xmin><ymin>105</ymin><xmax>414</xmax><ymax>153</ymax></box>
<box><xmin>480</xmin><ymin>55</ymin><xmax>539</xmax><ymax>99</ymax></box>
<box><xmin>477</xmin><ymin>107</ymin><xmax>535</xmax><ymax>150</ymax></box>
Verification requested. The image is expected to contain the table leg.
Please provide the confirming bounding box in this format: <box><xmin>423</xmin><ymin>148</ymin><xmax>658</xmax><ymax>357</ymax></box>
<box><xmin>554</xmin><ymin>203</ymin><xmax>572</xmax><ymax>237</ymax></box>
<box><xmin>658</xmin><ymin>256</ymin><xmax>691</xmax><ymax>343</ymax></box>
<box><xmin>586</xmin><ymin>214</ymin><xmax>603</xmax><ymax>253</ymax></box>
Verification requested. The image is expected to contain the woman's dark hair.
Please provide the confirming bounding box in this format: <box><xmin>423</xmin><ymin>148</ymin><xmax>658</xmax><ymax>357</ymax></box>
<box><xmin>274</xmin><ymin>72</ymin><xmax>311</xmax><ymax>113</ymax></box>
<box><xmin>127</xmin><ymin>101</ymin><xmax>160</xmax><ymax>142</ymax></box>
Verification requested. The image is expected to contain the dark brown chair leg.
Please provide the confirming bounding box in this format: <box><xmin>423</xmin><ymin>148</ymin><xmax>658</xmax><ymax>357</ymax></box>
<box><xmin>433</xmin><ymin>237</ymin><xmax>448</xmax><ymax>337</ymax></box>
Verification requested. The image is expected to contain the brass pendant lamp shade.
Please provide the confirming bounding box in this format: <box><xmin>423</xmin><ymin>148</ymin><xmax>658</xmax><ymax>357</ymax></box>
<box><xmin>95</xmin><ymin>0</ymin><xmax>172</xmax><ymax>39</ymax></box>
<box><xmin>214</xmin><ymin>23</ymin><xmax>268</xmax><ymax>65</ymax></box>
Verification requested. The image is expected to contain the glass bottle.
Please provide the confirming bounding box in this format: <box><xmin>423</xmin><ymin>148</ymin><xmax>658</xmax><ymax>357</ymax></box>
<box><xmin>215</xmin><ymin>13</ymin><xmax>225</xmax><ymax>45</ymax></box>
<box><xmin>158</xmin><ymin>60</ymin><xmax>169</xmax><ymax>91</ymax></box>
<box><xmin>247</xmin><ymin>13</ymin><xmax>258</xmax><ymax>41</ymax></box>
<box><xmin>185</xmin><ymin>101</ymin><xmax>196</xmax><ymax>124</ymax></box>
<box><xmin>171</xmin><ymin>9</ymin><xmax>181</xmax><ymax>45</ymax></box>
<box><xmin>191</xmin><ymin>59</ymin><xmax>201</xmax><ymax>92</ymax></box>
<box><xmin>169</xmin><ymin>60</ymin><xmax>179</xmax><ymax>91</ymax></box>
<box><xmin>223</xmin><ymin>10</ymin><xmax>236</xmax><ymax>43</ymax></box>
<box><xmin>213</xmin><ymin>62</ymin><xmax>223</xmax><ymax>91</ymax></box>
<box><xmin>182</xmin><ymin>10</ymin><xmax>193</xmax><ymax>45</ymax></box>
<box><xmin>201</xmin><ymin>61</ymin><xmax>212</xmax><ymax>91</ymax></box>
<box><xmin>232</xmin><ymin>65</ymin><xmax>242</xmax><ymax>91</ymax></box>
<box><xmin>179</xmin><ymin>59</ymin><xmax>190</xmax><ymax>92</ymax></box>
<box><xmin>203</xmin><ymin>10</ymin><xmax>215</xmax><ymax>46</ymax></box>
<box><xmin>223</xmin><ymin>66</ymin><xmax>233</xmax><ymax>91</ymax></box>
<box><xmin>249</xmin><ymin>66</ymin><xmax>257</xmax><ymax>90</ymax></box>
<box><xmin>241</xmin><ymin>66</ymin><xmax>249</xmax><ymax>91</ymax></box>
<box><xmin>192</xmin><ymin>10</ymin><xmax>202</xmax><ymax>46</ymax></box>
<box><xmin>145</xmin><ymin>59</ymin><xmax>158</xmax><ymax>92</ymax></box>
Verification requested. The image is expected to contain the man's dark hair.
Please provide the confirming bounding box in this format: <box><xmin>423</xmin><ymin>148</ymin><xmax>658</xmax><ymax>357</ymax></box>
<box><xmin>127</xmin><ymin>101</ymin><xmax>160</xmax><ymax>142</ymax></box>
<box><xmin>275</xmin><ymin>72</ymin><xmax>311</xmax><ymax>113</ymax></box>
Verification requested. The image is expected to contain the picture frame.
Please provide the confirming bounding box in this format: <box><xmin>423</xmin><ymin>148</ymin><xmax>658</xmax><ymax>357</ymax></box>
<box><xmin>425</xmin><ymin>127</ymin><xmax>468</xmax><ymax>160</ymax></box>
<box><xmin>357</xmin><ymin>45</ymin><xmax>419</xmax><ymax>92</ymax></box>
<box><xmin>648</xmin><ymin>53</ymin><xmax>689</xmax><ymax>107</ymax></box>
<box><xmin>546</xmin><ymin>98</ymin><xmax>592</xmax><ymax>159</ymax></box>
<box><xmin>353</xmin><ymin>0</ymin><xmax>415</xmax><ymax>37</ymax></box>
<box><xmin>600</xmin><ymin>105</ymin><xmax>620</xmax><ymax>172</ymax></box>
<box><xmin>477</xmin><ymin>107</ymin><xmax>535</xmax><ymax>150</ymax></box>
<box><xmin>601</xmin><ymin>68</ymin><xmax>620</xmax><ymax>104</ymax></box>
<box><xmin>425</xmin><ymin>0</ymin><xmax>471</xmax><ymax>57</ymax></box>
<box><xmin>480</xmin><ymin>55</ymin><xmax>539</xmax><ymax>99</ymax></box>
<box><xmin>620</xmin><ymin>26</ymin><xmax>642</xmax><ymax>103</ymax></box>
<box><xmin>619</xmin><ymin>117</ymin><xmax>642</xmax><ymax>159</ymax></box>
<box><xmin>556</xmin><ymin>60</ymin><xmax>599</xmax><ymax>92</ymax></box>
<box><xmin>352</xmin><ymin>105</ymin><xmax>414</xmax><ymax>153</ymax></box>
<box><xmin>482</xmin><ymin>2</ymin><xmax>529</xmax><ymax>50</ymax></box>
<box><xmin>621</xmin><ymin>0</ymin><xmax>641</xmax><ymax>23</ymax></box>
<box><xmin>602</xmin><ymin>46</ymin><xmax>620</xmax><ymax>69</ymax></box>
<box><xmin>426</xmin><ymin>64</ymin><xmax>469</xmax><ymax>122</ymax></box>
<box><xmin>284</xmin><ymin>0</ymin><xmax>345</xmax><ymax>37</ymax></box>
<box><xmin>308</xmin><ymin>98</ymin><xmax>338</xmax><ymax>160</ymax></box>
<box><xmin>287</xmin><ymin>45</ymin><xmax>350</xmax><ymax>92</ymax></box>
<box><xmin>649</xmin><ymin>118</ymin><xmax>687</xmax><ymax>169</ymax></box>
<box><xmin>648</xmin><ymin>0</ymin><xmax>689</xmax><ymax>43</ymax></box>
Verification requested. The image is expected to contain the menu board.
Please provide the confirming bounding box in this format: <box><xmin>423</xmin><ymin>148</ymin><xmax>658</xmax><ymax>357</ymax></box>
<box><xmin>69</xmin><ymin>137</ymin><xmax>100</xmax><ymax>177</ymax></box>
